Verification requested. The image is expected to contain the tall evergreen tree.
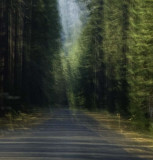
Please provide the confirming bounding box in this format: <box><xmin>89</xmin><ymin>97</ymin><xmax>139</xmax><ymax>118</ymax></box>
<box><xmin>126</xmin><ymin>0</ymin><xmax>153</xmax><ymax>127</ymax></box>
<box><xmin>29</xmin><ymin>0</ymin><xmax>61</xmax><ymax>106</ymax></box>
<box><xmin>0</xmin><ymin>0</ymin><xmax>61</xmax><ymax>111</ymax></box>
<box><xmin>65</xmin><ymin>0</ymin><xmax>153</xmax><ymax>128</ymax></box>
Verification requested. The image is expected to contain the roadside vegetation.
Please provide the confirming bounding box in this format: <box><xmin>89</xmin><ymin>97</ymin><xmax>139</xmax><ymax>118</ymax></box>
<box><xmin>83</xmin><ymin>109</ymin><xmax>153</xmax><ymax>158</ymax></box>
<box><xmin>63</xmin><ymin>0</ymin><xmax>153</xmax><ymax>130</ymax></box>
<box><xmin>0</xmin><ymin>0</ymin><xmax>153</xmax><ymax>132</ymax></box>
<box><xmin>0</xmin><ymin>107</ymin><xmax>51</xmax><ymax>135</ymax></box>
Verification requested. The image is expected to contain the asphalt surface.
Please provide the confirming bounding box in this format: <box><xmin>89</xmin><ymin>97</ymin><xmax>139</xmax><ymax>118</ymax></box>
<box><xmin>0</xmin><ymin>108</ymin><xmax>152</xmax><ymax>160</ymax></box>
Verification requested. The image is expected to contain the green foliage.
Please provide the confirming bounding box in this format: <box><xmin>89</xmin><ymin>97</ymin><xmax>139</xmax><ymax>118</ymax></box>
<box><xmin>126</xmin><ymin>0</ymin><xmax>153</xmax><ymax>128</ymax></box>
<box><xmin>1</xmin><ymin>0</ymin><xmax>153</xmax><ymax>130</ymax></box>
<box><xmin>28</xmin><ymin>0</ymin><xmax>61</xmax><ymax>106</ymax></box>
<box><xmin>64</xmin><ymin>0</ymin><xmax>153</xmax><ymax>129</ymax></box>
<box><xmin>0</xmin><ymin>0</ymin><xmax>62</xmax><ymax>110</ymax></box>
<box><xmin>66</xmin><ymin>0</ymin><xmax>106</xmax><ymax>110</ymax></box>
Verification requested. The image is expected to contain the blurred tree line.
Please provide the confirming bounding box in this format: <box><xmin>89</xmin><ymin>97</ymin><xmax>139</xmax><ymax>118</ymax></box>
<box><xmin>0</xmin><ymin>0</ymin><xmax>61</xmax><ymax>113</ymax></box>
<box><xmin>65</xmin><ymin>0</ymin><xmax>153</xmax><ymax>129</ymax></box>
<box><xmin>0</xmin><ymin>0</ymin><xmax>153</xmax><ymax>129</ymax></box>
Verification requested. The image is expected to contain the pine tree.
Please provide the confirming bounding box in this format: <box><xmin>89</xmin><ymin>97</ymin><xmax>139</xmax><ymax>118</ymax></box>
<box><xmin>29</xmin><ymin>0</ymin><xmax>61</xmax><ymax>106</ymax></box>
<box><xmin>126</xmin><ymin>0</ymin><xmax>153</xmax><ymax>127</ymax></box>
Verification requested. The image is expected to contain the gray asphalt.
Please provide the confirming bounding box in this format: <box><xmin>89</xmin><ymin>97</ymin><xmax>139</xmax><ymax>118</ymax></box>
<box><xmin>0</xmin><ymin>108</ymin><xmax>152</xmax><ymax>160</ymax></box>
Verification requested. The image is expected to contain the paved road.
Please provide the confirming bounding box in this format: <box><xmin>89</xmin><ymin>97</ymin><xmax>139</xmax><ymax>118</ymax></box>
<box><xmin>0</xmin><ymin>109</ymin><xmax>152</xmax><ymax>160</ymax></box>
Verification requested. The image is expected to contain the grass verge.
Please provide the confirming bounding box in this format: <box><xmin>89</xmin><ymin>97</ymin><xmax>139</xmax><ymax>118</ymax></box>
<box><xmin>83</xmin><ymin>109</ymin><xmax>153</xmax><ymax>151</ymax></box>
<box><xmin>0</xmin><ymin>107</ymin><xmax>52</xmax><ymax>136</ymax></box>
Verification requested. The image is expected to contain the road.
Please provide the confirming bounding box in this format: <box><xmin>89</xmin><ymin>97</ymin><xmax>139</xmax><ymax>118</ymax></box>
<box><xmin>0</xmin><ymin>108</ymin><xmax>152</xmax><ymax>160</ymax></box>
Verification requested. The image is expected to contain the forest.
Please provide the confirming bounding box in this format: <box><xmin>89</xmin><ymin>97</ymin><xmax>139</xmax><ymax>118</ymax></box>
<box><xmin>0</xmin><ymin>0</ymin><xmax>153</xmax><ymax>130</ymax></box>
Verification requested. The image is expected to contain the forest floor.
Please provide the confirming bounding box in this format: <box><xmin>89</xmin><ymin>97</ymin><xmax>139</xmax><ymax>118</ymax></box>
<box><xmin>82</xmin><ymin>109</ymin><xmax>153</xmax><ymax>157</ymax></box>
<box><xmin>0</xmin><ymin>108</ymin><xmax>152</xmax><ymax>160</ymax></box>
<box><xmin>0</xmin><ymin>107</ymin><xmax>52</xmax><ymax>136</ymax></box>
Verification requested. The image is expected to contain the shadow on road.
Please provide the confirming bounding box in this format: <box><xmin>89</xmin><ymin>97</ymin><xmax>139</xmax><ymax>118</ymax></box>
<box><xmin>0</xmin><ymin>108</ymin><xmax>152</xmax><ymax>160</ymax></box>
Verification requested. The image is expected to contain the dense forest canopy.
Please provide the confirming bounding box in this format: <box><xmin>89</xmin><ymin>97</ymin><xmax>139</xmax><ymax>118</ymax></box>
<box><xmin>0</xmin><ymin>0</ymin><xmax>153</xmax><ymax>129</ymax></box>
<box><xmin>59</xmin><ymin>0</ymin><xmax>153</xmax><ymax>129</ymax></box>
<box><xmin>0</xmin><ymin>0</ymin><xmax>61</xmax><ymax>110</ymax></box>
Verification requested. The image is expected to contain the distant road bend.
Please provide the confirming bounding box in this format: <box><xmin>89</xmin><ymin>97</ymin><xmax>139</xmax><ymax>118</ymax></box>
<box><xmin>0</xmin><ymin>108</ymin><xmax>153</xmax><ymax>160</ymax></box>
